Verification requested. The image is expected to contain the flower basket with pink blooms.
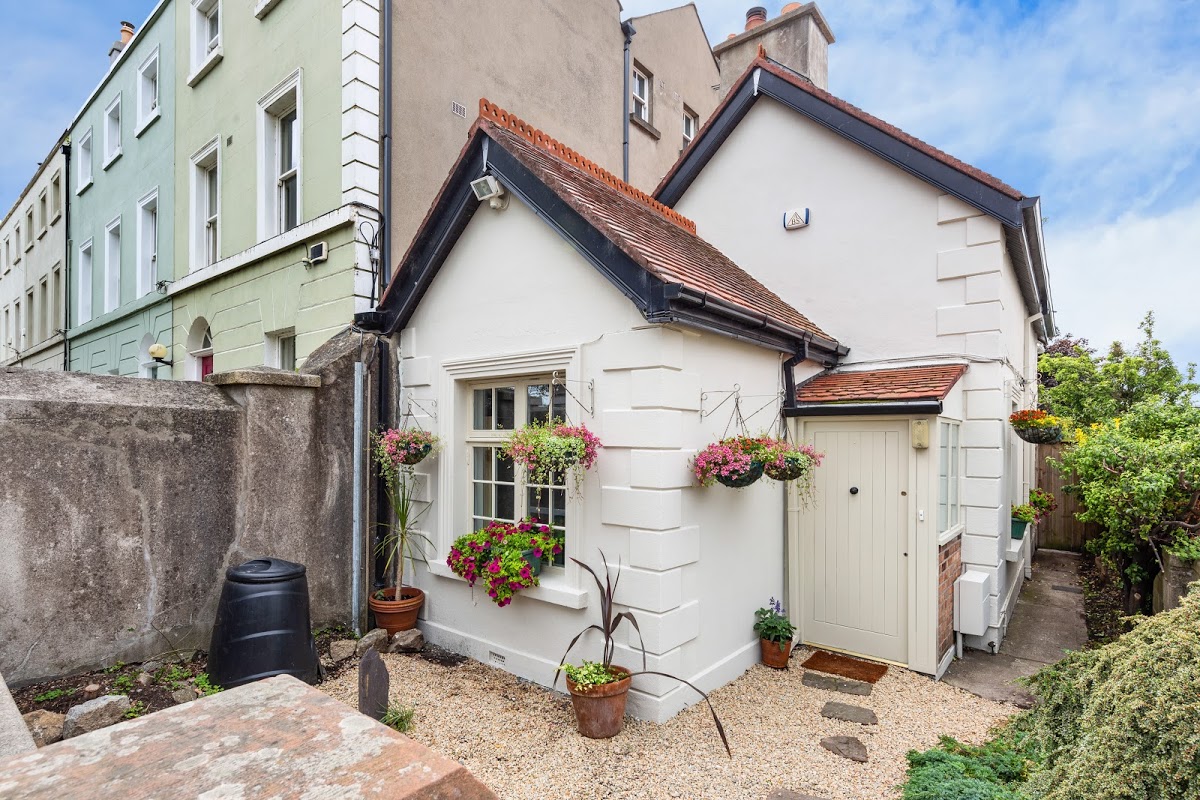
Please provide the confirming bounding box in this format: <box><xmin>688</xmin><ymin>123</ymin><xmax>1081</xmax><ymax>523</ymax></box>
<box><xmin>447</xmin><ymin>519</ymin><xmax>563</xmax><ymax>606</ymax></box>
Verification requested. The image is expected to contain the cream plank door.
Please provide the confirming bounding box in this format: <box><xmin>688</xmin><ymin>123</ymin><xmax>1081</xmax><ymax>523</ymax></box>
<box><xmin>799</xmin><ymin>419</ymin><xmax>908</xmax><ymax>664</ymax></box>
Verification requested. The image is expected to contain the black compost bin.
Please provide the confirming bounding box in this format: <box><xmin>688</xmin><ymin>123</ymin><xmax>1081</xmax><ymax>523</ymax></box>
<box><xmin>207</xmin><ymin>558</ymin><xmax>320</xmax><ymax>689</ymax></box>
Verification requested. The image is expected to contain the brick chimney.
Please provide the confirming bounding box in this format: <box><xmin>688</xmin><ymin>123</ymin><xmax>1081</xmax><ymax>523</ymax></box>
<box><xmin>714</xmin><ymin>3</ymin><xmax>835</xmax><ymax>96</ymax></box>
<box><xmin>108</xmin><ymin>21</ymin><xmax>136</xmax><ymax>64</ymax></box>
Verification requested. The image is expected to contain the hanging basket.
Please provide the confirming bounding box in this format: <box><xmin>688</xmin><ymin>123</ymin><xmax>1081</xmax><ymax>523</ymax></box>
<box><xmin>716</xmin><ymin>461</ymin><xmax>765</xmax><ymax>488</ymax></box>
<box><xmin>764</xmin><ymin>457</ymin><xmax>810</xmax><ymax>482</ymax></box>
<box><xmin>402</xmin><ymin>444</ymin><xmax>433</xmax><ymax>465</ymax></box>
<box><xmin>1014</xmin><ymin>425</ymin><xmax>1062</xmax><ymax>445</ymax></box>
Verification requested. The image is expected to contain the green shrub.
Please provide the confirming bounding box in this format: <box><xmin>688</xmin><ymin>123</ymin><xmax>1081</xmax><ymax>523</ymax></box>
<box><xmin>380</xmin><ymin>703</ymin><xmax>415</xmax><ymax>734</ymax></box>
<box><xmin>902</xmin><ymin>735</ymin><xmax>1035</xmax><ymax>800</ymax></box>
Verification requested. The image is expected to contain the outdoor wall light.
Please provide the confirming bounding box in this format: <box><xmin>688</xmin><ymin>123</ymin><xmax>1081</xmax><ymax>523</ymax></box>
<box><xmin>470</xmin><ymin>175</ymin><xmax>509</xmax><ymax>210</ymax></box>
<box><xmin>148</xmin><ymin>342</ymin><xmax>173</xmax><ymax>367</ymax></box>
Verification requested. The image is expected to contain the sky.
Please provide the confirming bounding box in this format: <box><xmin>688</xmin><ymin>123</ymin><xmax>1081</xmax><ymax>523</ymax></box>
<box><xmin>1</xmin><ymin>0</ymin><xmax>1198</xmax><ymax>366</ymax></box>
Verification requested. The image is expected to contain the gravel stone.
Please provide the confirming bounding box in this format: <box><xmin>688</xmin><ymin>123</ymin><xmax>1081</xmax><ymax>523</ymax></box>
<box><xmin>356</xmin><ymin>628</ymin><xmax>388</xmax><ymax>656</ymax></box>
<box><xmin>135</xmin><ymin>672</ymin><xmax>153</xmax><ymax>687</ymax></box>
<box><xmin>63</xmin><ymin>695</ymin><xmax>130</xmax><ymax>739</ymax></box>
<box><xmin>820</xmin><ymin>702</ymin><xmax>878</xmax><ymax>725</ymax></box>
<box><xmin>329</xmin><ymin>640</ymin><xmax>357</xmax><ymax>663</ymax></box>
<box><xmin>22</xmin><ymin>710</ymin><xmax>64</xmax><ymax>747</ymax></box>
<box><xmin>317</xmin><ymin>645</ymin><xmax>1013</xmax><ymax>799</ymax></box>
<box><xmin>820</xmin><ymin>736</ymin><xmax>868</xmax><ymax>763</ymax></box>
<box><xmin>801</xmin><ymin>672</ymin><xmax>872</xmax><ymax>696</ymax></box>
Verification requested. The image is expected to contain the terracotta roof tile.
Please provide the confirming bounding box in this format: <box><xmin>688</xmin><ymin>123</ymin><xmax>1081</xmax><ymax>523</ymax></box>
<box><xmin>796</xmin><ymin>364</ymin><xmax>968</xmax><ymax>404</ymax></box>
<box><xmin>477</xmin><ymin>100</ymin><xmax>835</xmax><ymax>343</ymax></box>
<box><xmin>656</xmin><ymin>51</ymin><xmax>1024</xmax><ymax>202</ymax></box>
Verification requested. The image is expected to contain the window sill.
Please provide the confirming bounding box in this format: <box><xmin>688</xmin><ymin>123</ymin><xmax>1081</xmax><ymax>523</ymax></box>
<box><xmin>135</xmin><ymin>110</ymin><xmax>161</xmax><ymax>138</ymax></box>
<box><xmin>37</xmin><ymin>228</ymin><xmax>47</xmax><ymax>241</ymax></box>
<box><xmin>187</xmin><ymin>48</ymin><xmax>224</xmax><ymax>88</ymax></box>
<box><xmin>50</xmin><ymin>211</ymin><xmax>62</xmax><ymax>226</ymax></box>
<box><xmin>629</xmin><ymin>113</ymin><xmax>661</xmax><ymax>141</ymax></box>
<box><xmin>937</xmin><ymin>524</ymin><xmax>964</xmax><ymax>547</ymax></box>
<box><xmin>102</xmin><ymin>149</ymin><xmax>123</xmax><ymax>171</ymax></box>
<box><xmin>427</xmin><ymin>560</ymin><xmax>589</xmax><ymax>609</ymax></box>
<box><xmin>254</xmin><ymin>0</ymin><xmax>283</xmax><ymax>19</ymax></box>
<box><xmin>75</xmin><ymin>178</ymin><xmax>93</xmax><ymax>197</ymax></box>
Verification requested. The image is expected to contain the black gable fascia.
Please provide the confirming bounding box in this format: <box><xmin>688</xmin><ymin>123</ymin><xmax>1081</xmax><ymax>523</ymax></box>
<box><xmin>658</xmin><ymin>68</ymin><xmax>1024</xmax><ymax>228</ymax></box>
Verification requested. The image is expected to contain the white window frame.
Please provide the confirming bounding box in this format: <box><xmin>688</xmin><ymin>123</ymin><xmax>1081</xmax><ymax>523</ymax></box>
<box><xmin>265</xmin><ymin>327</ymin><xmax>297</xmax><ymax>370</ymax></box>
<box><xmin>428</xmin><ymin>348</ymin><xmax>589</xmax><ymax>609</ymax></box>
<box><xmin>190</xmin><ymin>137</ymin><xmax>221</xmax><ymax>271</ymax></box>
<box><xmin>188</xmin><ymin>0</ymin><xmax>223</xmax><ymax>86</ymax></box>
<box><xmin>103</xmin><ymin>217</ymin><xmax>122</xmax><ymax>313</ymax></box>
<box><xmin>24</xmin><ymin>209</ymin><xmax>34</xmax><ymax>250</ymax></box>
<box><xmin>14</xmin><ymin>224</ymin><xmax>22</xmax><ymax>262</ymax></box>
<box><xmin>136</xmin><ymin>47</ymin><xmax>161</xmax><ymax>136</ymax></box>
<box><xmin>76</xmin><ymin>129</ymin><xmax>93</xmax><ymax>193</ymax></box>
<box><xmin>136</xmin><ymin>188</ymin><xmax>159</xmax><ymax>297</ymax></box>
<box><xmin>77</xmin><ymin>239</ymin><xmax>94</xmax><ymax>325</ymax></box>
<box><xmin>253</xmin><ymin>0</ymin><xmax>284</xmax><ymax>19</ymax></box>
<box><xmin>103</xmin><ymin>94</ymin><xmax>122</xmax><ymax>169</ymax></box>
<box><xmin>37</xmin><ymin>190</ymin><xmax>48</xmax><ymax>237</ymax></box>
<box><xmin>937</xmin><ymin>420</ymin><xmax>963</xmax><ymax>541</ymax></box>
<box><xmin>632</xmin><ymin>65</ymin><xmax>651</xmax><ymax>123</ymax></box>
<box><xmin>256</xmin><ymin>69</ymin><xmax>303</xmax><ymax>239</ymax></box>
<box><xmin>13</xmin><ymin>300</ymin><xmax>21</xmax><ymax>352</ymax></box>
<box><xmin>682</xmin><ymin>107</ymin><xmax>698</xmax><ymax>150</ymax></box>
<box><xmin>50</xmin><ymin>171</ymin><xmax>62</xmax><ymax>222</ymax></box>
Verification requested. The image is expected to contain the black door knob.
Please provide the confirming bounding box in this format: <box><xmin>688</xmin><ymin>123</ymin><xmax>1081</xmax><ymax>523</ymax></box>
<box><xmin>849</xmin><ymin>486</ymin><xmax>859</xmax><ymax>495</ymax></box>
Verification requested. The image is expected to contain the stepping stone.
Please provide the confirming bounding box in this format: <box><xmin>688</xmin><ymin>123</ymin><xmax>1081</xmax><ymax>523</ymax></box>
<box><xmin>820</xmin><ymin>735</ymin><xmax>868</xmax><ymax>763</ymax></box>
<box><xmin>802</xmin><ymin>671</ymin><xmax>872</xmax><ymax>696</ymax></box>
<box><xmin>820</xmin><ymin>701</ymin><xmax>878</xmax><ymax>725</ymax></box>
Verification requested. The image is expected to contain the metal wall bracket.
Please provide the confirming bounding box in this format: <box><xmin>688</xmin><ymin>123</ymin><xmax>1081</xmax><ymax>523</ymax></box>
<box><xmin>699</xmin><ymin>385</ymin><xmax>740</xmax><ymax>420</ymax></box>
<box><xmin>552</xmin><ymin>371</ymin><xmax>594</xmax><ymax>417</ymax></box>
<box><xmin>402</xmin><ymin>393</ymin><xmax>437</xmax><ymax>422</ymax></box>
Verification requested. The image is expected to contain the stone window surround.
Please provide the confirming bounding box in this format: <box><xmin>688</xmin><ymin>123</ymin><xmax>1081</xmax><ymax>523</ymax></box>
<box><xmin>422</xmin><ymin>345</ymin><xmax>590</xmax><ymax>609</ymax></box>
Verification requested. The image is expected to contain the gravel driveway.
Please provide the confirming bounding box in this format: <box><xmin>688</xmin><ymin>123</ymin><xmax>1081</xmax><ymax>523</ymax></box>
<box><xmin>319</xmin><ymin>645</ymin><xmax>1014</xmax><ymax>800</ymax></box>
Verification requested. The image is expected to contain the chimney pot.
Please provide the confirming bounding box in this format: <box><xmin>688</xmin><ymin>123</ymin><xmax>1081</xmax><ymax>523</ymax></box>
<box><xmin>745</xmin><ymin>6</ymin><xmax>768</xmax><ymax>30</ymax></box>
<box><xmin>782</xmin><ymin>2</ymin><xmax>802</xmax><ymax>13</ymax></box>
<box><xmin>120</xmin><ymin>21</ymin><xmax>136</xmax><ymax>44</ymax></box>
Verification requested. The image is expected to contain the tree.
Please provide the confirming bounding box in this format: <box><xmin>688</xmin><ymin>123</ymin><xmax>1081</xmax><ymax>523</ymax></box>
<box><xmin>1038</xmin><ymin>312</ymin><xmax>1197</xmax><ymax>427</ymax></box>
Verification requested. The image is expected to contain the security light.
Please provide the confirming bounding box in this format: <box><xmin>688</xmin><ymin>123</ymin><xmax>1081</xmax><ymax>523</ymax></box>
<box><xmin>470</xmin><ymin>176</ymin><xmax>508</xmax><ymax>209</ymax></box>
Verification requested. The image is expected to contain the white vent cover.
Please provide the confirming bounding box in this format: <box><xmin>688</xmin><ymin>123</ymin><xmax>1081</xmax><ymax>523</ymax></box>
<box><xmin>451</xmin><ymin>101</ymin><xmax>467</xmax><ymax>118</ymax></box>
<box><xmin>783</xmin><ymin>208</ymin><xmax>810</xmax><ymax>230</ymax></box>
<box><xmin>954</xmin><ymin>570</ymin><xmax>991</xmax><ymax>637</ymax></box>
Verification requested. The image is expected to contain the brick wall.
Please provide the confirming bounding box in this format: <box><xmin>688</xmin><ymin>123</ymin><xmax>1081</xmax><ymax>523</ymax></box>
<box><xmin>937</xmin><ymin>536</ymin><xmax>963</xmax><ymax>658</ymax></box>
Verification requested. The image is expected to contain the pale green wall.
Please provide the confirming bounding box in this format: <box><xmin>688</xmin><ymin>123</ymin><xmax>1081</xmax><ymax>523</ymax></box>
<box><xmin>67</xmin><ymin>2</ymin><xmax>177</xmax><ymax>376</ymax></box>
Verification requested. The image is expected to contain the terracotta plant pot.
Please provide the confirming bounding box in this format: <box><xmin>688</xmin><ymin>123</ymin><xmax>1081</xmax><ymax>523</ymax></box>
<box><xmin>760</xmin><ymin>637</ymin><xmax>793</xmax><ymax>669</ymax></box>
<box><xmin>368</xmin><ymin>586</ymin><xmax>425</xmax><ymax>635</ymax></box>
<box><xmin>565</xmin><ymin>665</ymin><xmax>632</xmax><ymax>739</ymax></box>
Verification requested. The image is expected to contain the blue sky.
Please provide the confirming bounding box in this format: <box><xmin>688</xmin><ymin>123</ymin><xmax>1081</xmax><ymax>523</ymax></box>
<box><xmin>2</xmin><ymin>0</ymin><xmax>1198</xmax><ymax>367</ymax></box>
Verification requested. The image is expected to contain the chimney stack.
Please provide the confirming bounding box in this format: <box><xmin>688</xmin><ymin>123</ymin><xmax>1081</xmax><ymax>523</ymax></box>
<box><xmin>108</xmin><ymin>21</ymin><xmax>136</xmax><ymax>64</ymax></box>
<box><xmin>745</xmin><ymin>7</ymin><xmax>768</xmax><ymax>30</ymax></box>
<box><xmin>714</xmin><ymin>3</ymin><xmax>836</xmax><ymax>96</ymax></box>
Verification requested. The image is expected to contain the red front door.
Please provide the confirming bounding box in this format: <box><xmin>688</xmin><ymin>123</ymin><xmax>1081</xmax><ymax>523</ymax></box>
<box><xmin>201</xmin><ymin>354</ymin><xmax>214</xmax><ymax>379</ymax></box>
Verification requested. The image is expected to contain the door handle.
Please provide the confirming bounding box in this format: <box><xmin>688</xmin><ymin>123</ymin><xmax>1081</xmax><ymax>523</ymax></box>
<box><xmin>849</xmin><ymin>486</ymin><xmax>859</xmax><ymax>495</ymax></box>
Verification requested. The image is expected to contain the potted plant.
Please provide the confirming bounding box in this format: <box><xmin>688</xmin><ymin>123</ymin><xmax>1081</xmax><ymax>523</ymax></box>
<box><xmin>555</xmin><ymin>551</ymin><xmax>730</xmax><ymax>754</ymax></box>
<box><xmin>1028</xmin><ymin>488</ymin><xmax>1056</xmax><ymax>523</ymax></box>
<box><xmin>1011</xmin><ymin>504</ymin><xmax>1036</xmax><ymax>539</ymax></box>
<box><xmin>753</xmin><ymin>597</ymin><xmax>797</xmax><ymax>669</ymax></box>
<box><xmin>1009</xmin><ymin>409</ymin><xmax>1064</xmax><ymax>444</ymax></box>
<box><xmin>693</xmin><ymin>435</ymin><xmax>769</xmax><ymax>488</ymax></box>
<box><xmin>447</xmin><ymin>519</ymin><xmax>562</xmax><ymax>606</ymax></box>
<box><xmin>368</xmin><ymin>428</ymin><xmax>438</xmax><ymax>634</ymax></box>
<box><xmin>502</xmin><ymin>419</ymin><xmax>602</xmax><ymax>492</ymax></box>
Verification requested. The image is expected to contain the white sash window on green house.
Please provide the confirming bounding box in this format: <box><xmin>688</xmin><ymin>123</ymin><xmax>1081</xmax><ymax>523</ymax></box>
<box><xmin>103</xmin><ymin>217</ymin><xmax>121</xmax><ymax>313</ymax></box>
<box><xmin>938</xmin><ymin>421</ymin><xmax>962</xmax><ymax>534</ymax></box>
<box><xmin>469</xmin><ymin>378</ymin><xmax>568</xmax><ymax>564</ymax></box>
<box><xmin>136</xmin><ymin>48</ymin><xmax>161</xmax><ymax>135</ymax></box>
<box><xmin>103</xmin><ymin>95</ymin><xmax>122</xmax><ymax>168</ymax></box>
<box><xmin>189</xmin><ymin>0</ymin><xmax>222</xmax><ymax>82</ymax></box>
<box><xmin>77</xmin><ymin>240</ymin><xmax>93</xmax><ymax>325</ymax></box>
<box><xmin>190</xmin><ymin>138</ymin><xmax>220</xmax><ymax>270</ymax></box>
<box><xmin>137</xmin><ymin>189</ymin><xmax>159</xmax><ymax>297</ymax></box>
<box><xmin>258</xmin><ymin>70</ymin><xmax>301</xmax><ymax>239</ymax></box>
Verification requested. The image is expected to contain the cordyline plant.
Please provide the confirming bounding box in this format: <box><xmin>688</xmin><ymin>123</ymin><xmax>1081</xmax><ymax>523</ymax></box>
<box><xmin>554</xmin><ymin>551</ymin><xmax>731</xmax><ymax>757</ymax></box>
<box><xmin>372</xmin><ymin>429</ymin><xmax>437</xmax><ymax>593</ymax></box>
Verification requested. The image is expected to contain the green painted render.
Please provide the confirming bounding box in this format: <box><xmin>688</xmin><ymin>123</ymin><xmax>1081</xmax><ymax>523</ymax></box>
<box><xmin>66</xmin><ymin>1</ymin><xmax>177</xmax><ymax>377</ymax></box>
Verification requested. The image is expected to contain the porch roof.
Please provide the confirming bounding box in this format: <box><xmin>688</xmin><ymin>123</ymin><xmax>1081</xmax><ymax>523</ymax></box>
<box><xmin>796</xmin><ymin>364</ymin><xmax>968</xmax><ymax>405</ymax></box>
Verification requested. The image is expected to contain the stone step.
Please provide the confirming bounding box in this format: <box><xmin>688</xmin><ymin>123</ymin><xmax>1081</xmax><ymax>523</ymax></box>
<box><xmin>801</xmin><ymin>670</ymin><xmax>872</xmax><ymax>696</ymax></box>
<box><xmin>820</xmin><ymin>701</ymin><xmax>878</xmax><ymax>725</ymax></box>
<box><xmin>820</xmin><ymin>735</ymin><xmax>868</xmax><ymax>763</ymax></box>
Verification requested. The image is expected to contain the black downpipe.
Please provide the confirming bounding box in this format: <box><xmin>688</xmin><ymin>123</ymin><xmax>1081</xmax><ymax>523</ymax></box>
<box><xmin>621</xmin><ymin>20</ymin><xmax>636</xmax><ymax>183</ymax></box>
<box><xmin>61</xmin><ymin>139</ymin><xmax>71</xmax><ymax>372</ymax></box>
<box><xmin>372</xmin><ymin>337</ymin><xmax>392</xmax><ymax>592</ymax></box>
<box><xmin>781</xmin><ymin>347</ymin><xmax>805</xmax><ymax>416</ymax></box>
<box><xmin>378</xmin><ymin>0</ymin><xmax>393</xmax><ymax>296</ymax></box>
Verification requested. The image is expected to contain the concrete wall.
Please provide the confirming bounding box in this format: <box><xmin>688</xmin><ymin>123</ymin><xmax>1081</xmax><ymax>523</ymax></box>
<box><xmin>395</xmin><ymin>195</ymin><xmax>800</xmax><ymax>722</ymax></box>
<box><xmin>674</xmin><ymin>97</ymin><xmax>1041</xmax><ymax>652</ymax></box>
<box><xmin>1</xmin><ymin>139</ymin><xmax>68</xmax><ymax>371</ymax></box>
<box><xmin>0</xmin><ymin>329</ymin><xmax>372</xmax><ymax>685</ymax></box>
<box><xmin>713</xmin><ymin>3</ymin><xmax>834</xmax><ymax>95</ymax></box>
<box><xmin>627</xmin><ymin>6</ymin><xmax>721</xmax><ymax>189</ymax></box>
<box><xmin>67</xmin><ymin>4</ymin><xmax>177</xmax><ymax>374</ymax></box>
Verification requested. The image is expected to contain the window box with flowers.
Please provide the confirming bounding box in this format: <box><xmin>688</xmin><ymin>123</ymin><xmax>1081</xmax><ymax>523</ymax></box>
<box><xmin>1010</xmin><ymin>409</ymin><xmax>1064</xmax><ymax>444</ymax></box>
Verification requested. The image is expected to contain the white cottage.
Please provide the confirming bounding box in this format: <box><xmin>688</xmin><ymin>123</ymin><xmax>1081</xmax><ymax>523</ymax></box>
<box><xmin>656</xmin><ymin>52</ymin><xmax>1056</xmax><ymax>675</ymax></box>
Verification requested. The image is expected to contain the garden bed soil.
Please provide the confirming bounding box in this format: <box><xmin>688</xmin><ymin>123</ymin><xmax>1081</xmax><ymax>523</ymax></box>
<box><xmin>12</xmin><ymin>652</ymin><xmax>210</xmax><ymax>717</ymax></box>
<box><xmin>1079</xmin><ymin>557</ymin><xmax>1133</xmax><ymax>645</ymax></box>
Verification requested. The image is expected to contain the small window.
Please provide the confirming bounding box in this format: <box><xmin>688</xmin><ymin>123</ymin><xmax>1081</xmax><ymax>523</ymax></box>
<box><xmin>24</xmin><ymin>209</ymin><xmax>34</xmax><ymax>250</ymax></box>
<box><xmin>37</xmin><ymin>191</ymin><xmax>48</xmax><ymax>235</ymax></box>
<box><xmin>682</xmin><ymin>107</ymin><xmax>698</xmax><ymax>150</ymax></box>
<box><xmin>468</xmin><ymin>378</ymin><xmax>568</xmax><ymax>565</ymax></box>
<box><xmin>190</xmin><ymin>0</ymin><xmax>222</xmax><ymax>79</ymax></box>
<box><xmin>14</xmin><ymin>224</ymin><xmax>22</xmax><ymax>261</ymax></box>
<box><xmin>937</xmin><ymin>421</ymin><xmax>962</xmax><ymax>534</ymax></box>
<box><xmin>104</xmin><ymin>95</ymin><xmax>122</xmax><ymax>166</ymax></box>
<box><xmin>104</xmin><ymin>218</ymin><xmax>122</xmax><ymax>313</ymax></box>
<box><xmin>137</xmin><ymin>189</ymin><xmax>159</xmax><ymax>297</ymax></box>
<box><xmin>38</xmin><ymin>279</ymin><xmax>49</xmax><ymax>342</ymax></box>
<box><xmin>137</xmin><ymin>49</ymin><xmax>161</xmax><ymax>132</ymax></box>
<box><xmin>632</xmin><ymin>66</ymin><xmax>651</xmax><ymax>123</ymax></box>
<box><xmin>51</xmin><ymin>172</ymin><xmax>62</xmax><ymax>219</ymax></box>
<box><xmin>267</xmin><ymin>329</ymin><xmax>297</xmax><ymax>370</ymax></box>
<box><xmin>77</xmin><ymin>240</ymin><xmax>94</xmax><ymax>324</ymax></box>
<box><xmin>76</xmin><ymin>129</ymin><xmax>93</xmax><ymax>190</ymax></box>
<box><xmin>191</xmin><ymin>139</ymin><xmax>220</xmax><ymax>269</ymax></box>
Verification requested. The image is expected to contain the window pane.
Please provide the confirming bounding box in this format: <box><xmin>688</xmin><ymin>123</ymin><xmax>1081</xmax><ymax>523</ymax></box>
<box><xmin>473</xmin><ymin>482</ymin><xmax>491</xmax><ymax>518</ymax></box>
<box><xmin>552</xmin><ymin>383</ymin><xmax>566</xmax><ymax>421</ymax></box>
<box><xmin>206</xmin><ymin>168</ymin><xmax>218</xmax><ymax>213</ymax></box>
<box><xmin>473</xmin><ymin>389</ymin><xmax>492</xmax><ymax>429</ymax></box>
<box><xmin>495</xmin><ymin>387</ymin><xmax>514</xmax><ymax>429</ymax></box>
<box><xmin>495</xmin><ymin>451</ymin><xmax>514</xmax><ymax>482</ymax></box>
<box><xmin>473</xmin><ymin>446</ymin><xmax>491</xmax><ymax>480</ymax></box>
<box><xmin>528</xmin><ymin>487</ymin><xmax>549</xmax><ymax>525</ymax></box>
<box><xmin>552</xmin><ymin>489</ymin><xmax>566</xmax><ymax>528</ymax></box>
<box><xmin>496</xmin><ymin>483</ymin><xmax>514</xmax><ymax>521</ymax></box>
<box><xmin>282</xmin><ymin>176</ymin><xmax>298</xmax><ymax>231</ymax></box>
<box><xmin>527</xmin><ymin>383</ymin><xmax>550</xmax><ymax>425</ymax></box>
<box><xmin>280</xmin><ymin>110</ymin><xmax>297</xmax><ymax>172</ymax></box>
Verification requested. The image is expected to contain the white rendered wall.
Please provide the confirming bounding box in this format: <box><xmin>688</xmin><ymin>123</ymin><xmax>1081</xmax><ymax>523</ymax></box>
<box><xmin>674</xmin><ymin>98</ymin><xmax>1041</xmax><ymax>650</ymax></box>
<box><xmin>397</xmin><ymin>197</ymin><xmax>799</xmax><ymax>722</ymax></box>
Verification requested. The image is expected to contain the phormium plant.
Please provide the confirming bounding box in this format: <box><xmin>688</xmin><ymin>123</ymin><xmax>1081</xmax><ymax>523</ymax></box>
<box><xmin>554</xmin><ymin>551</ymin><xmax>731</xmax><ymax>756</ymax></box>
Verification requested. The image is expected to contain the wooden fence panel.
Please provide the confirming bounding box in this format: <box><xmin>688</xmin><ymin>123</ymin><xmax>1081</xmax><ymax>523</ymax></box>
<box><xmin>1036</xmin><ymin>442</ymin><xmax>1102</xmax><ymax>552</ymax></box>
